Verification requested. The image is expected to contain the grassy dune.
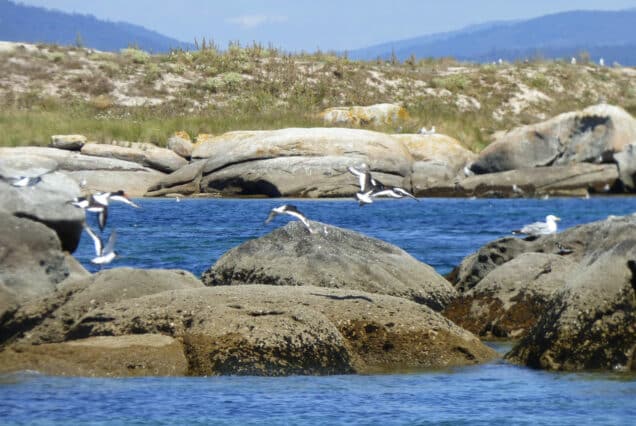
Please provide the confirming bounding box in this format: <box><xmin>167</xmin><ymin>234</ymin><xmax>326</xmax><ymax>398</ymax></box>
<box><xmin>1</xmin><ymin>42</ymin><xmax>635</xmax><ymax>151</ymax></box>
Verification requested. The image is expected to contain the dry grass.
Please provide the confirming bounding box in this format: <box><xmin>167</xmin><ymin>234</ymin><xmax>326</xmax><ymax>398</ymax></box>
<box><xmin>1</xmin><ymin>42</ymin><xmax>635</xmax><ymax>150</ymax></box>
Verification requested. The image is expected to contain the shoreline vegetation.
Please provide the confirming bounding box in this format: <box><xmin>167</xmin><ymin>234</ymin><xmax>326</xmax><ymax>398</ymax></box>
<box><xmin>2</xmin><ymin>41</ymin><xmax>636</xmax><ymax>152</ymax></box>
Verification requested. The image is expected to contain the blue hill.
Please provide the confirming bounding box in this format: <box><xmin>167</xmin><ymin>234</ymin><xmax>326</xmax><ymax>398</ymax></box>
<box><xmin>349</xmin><ymin>9</ymin><xmax>636</xmax><ymax>65</ymax></box>
<box><xmin>0</xmin><ymin>0</ymin><xmax>194</xmax><ymax>52</ymax></box>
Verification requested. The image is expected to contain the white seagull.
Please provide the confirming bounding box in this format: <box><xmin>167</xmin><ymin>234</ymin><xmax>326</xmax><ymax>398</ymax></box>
<box><xmin>83</xmin><ymin>224</ymin><xmax>118</xmax><ymax>265</ymax></box>
<box><xmin>265</xmin><ymin>204</ymin><xmax>314</xmax><ymax>233</ymax></box>
<box><xmin>347</xmin><ymin>164</ymin><xmax>417</xmax><ymax>206</ymax></box>
<box><xmin>70</xmin><ymin>190</ymin><xmax>140</xmax><ymax>231</ymax></box>
<box><xmin>418</xmin><ymin>126</ymin><xmax>436</xmax><ymax>135</ymax></box>
<box><xmin>513</xmin><ymin>215</ymin><xmax>561</xmax><ymax>236</ymax></box>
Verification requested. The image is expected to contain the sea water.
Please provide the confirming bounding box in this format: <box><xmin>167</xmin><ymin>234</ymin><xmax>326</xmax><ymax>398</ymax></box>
<box><xmin>1</xmin><ymin>197</ymin><xmax>635</xmax><ymax>425</ymax></box>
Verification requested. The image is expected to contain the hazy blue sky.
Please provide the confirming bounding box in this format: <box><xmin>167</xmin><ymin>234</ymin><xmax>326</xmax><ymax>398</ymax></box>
<box><xmin>17</xmin><ymin>0</ymin><xmax>636</xmax><ymax>51</ymax></box>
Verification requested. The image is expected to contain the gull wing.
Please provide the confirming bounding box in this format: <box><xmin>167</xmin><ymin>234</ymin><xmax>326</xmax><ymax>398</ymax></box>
<box><xmin>97</xmin><ymin>207</ymin><xmax>108</xmax><ymax>232</ymax></box>
<box><xmin>103</xmin><ymin>230</ymin><xmax>117</xmax><ymax>255</ymax></box>
<box><xmin>83</xmin><ymin>224</ymin><xmax>103</xmax><ymax>256</ymax></box>
<box><xmin>521</xmin><ymin>222</ymin><xmax>549</xmax><ymax>235</ymax></box>
<box><xmin>286</xmin><ymin>210</ymin><xmax>313</xmax><ymax>232</ymax></box>
<box><xmin>264</xmin><ymin>209</ymin><xmax>278</xmax><ymax>224</ymax></box>
<box><xmin>393</xmin><ymin>187</ymin><xmax>418</xmax><ymax>201</ymax></box>
<box><xmin>110</xmin><ymin>195</ymin><xmax>140</xmax><ymax>208</ymax></box>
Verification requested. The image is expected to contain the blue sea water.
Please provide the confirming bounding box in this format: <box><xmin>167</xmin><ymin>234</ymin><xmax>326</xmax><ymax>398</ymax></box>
<box><xmin>2</xmin><ymin>197</ymin><xmax>636</xmax><ymax>425</ymax></box>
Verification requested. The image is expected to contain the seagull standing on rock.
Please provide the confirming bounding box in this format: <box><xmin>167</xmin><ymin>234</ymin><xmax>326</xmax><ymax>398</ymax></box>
<box><xmin>513</xmin><ymin>215</ymin><xmax>561</xmax><ymax>236</ymax></box>
<box><xmin>265</xmin><ymin>204</ymin><xmax>315</xmax><ymax>233</ymax></box>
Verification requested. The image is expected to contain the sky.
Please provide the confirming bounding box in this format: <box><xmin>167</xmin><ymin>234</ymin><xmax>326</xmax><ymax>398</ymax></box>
<box><xmin>16</xmin><ymin>0</ymin><xmax>636</xmax><ymax>51</ymax></box>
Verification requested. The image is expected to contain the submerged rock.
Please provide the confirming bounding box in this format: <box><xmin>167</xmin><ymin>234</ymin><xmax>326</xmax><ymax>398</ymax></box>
<box><xmin>202</xmin><ymin>221</ymin><xmax>456</xmax><ymax>311</ymax></box>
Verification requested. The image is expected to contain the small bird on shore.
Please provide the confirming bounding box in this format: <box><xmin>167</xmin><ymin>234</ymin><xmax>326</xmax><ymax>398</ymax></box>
<box><xmin>265</xmin><ymin>204</ymin><xmax>314</xmax><ymax>233</ymax></box>
<box><xmin>513</xmin><ymin>215</ymin><xmax>560</xmax><ymax>236</ymax></box>
<box><xmin>555</xmin><ymin>242</ymin><xmax>573</xmax><ymax>255</ymax></box>
<box><xmin>418</xmin><ymin>126</ymin><xmax>436</xmax><ymax>135</ymax></box>
<box><xmin>70</xmin><ymin>190</ymin><xmax>139</xmax><ymax>231</ymax></box>
<box><xmin>83</xmin><ymin>224</ymin><xmax>118</xmax><ymax>265</ymax></box>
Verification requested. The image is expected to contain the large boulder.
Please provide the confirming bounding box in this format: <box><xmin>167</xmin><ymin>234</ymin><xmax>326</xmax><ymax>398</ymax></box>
<box><xmin>50</xmin><ymin>134</ymin><xmax>86</xmax><ymax>151</ymax></box>
<box><xmin>613</xmin><ymin>143</ymin><xmax>636</xmax><ymax>190</ymax></box>
<box><xmin>192</xmin><ymin>128</ymin><xmax>413</xmax><ymax>197</ymax></box>
<box><xmin>448</xmin><ymin>214</ymin><xmax>636</xmax><ymax>370</ymax></box>
<box><xmin>81</xmin><ymin>142</ymin><xmax>187</xmax><ymax>173</ymax></box>
<box><xmin>444</xmin><ymin>253</ymin><xmax>574</xmax><ymax>339</ymax></box>
<box><xmin>166</xmin><ymin>132</ymin><xmax>193</xmax><ymax>159</ymax></box>
<box><xmin>506</xmin><ymin>237</ymin><xmax>636</xmax><ymax>371</ymax></box>
<box><xmin>456</xmin><ymin>163</ymin><xmax>618</xmax><ymax>197</ymax></box>
<box><xmin>0</xmin><ymin>268</ymin><xmax>203</xmax><ymax>347</ymax></box>
<box><xmin>451</xmin><ymin>214</ymin><xmax>636</xmax><ymax>293</ymax></box>
<box><xmin>471</xmin><ymin>104</ymin><xmax>636</xmax><ymax>174</ymax></box>
<box><xmin>0</xmin><ymin>212</ymin><xmax>88</xmax><ymax>314</ymax></box>
<box><xmin>1</xmin><ymin>285</ymin><xmax>496</xmax><ymax>376</ymax></box>
<box><xmin>393</xmin><ymin>133</ymin><xmax>476</xmax><ymax>196</ymax></box>
<box><xmin>145</xmin><ymin>160</ymin><xmax>206</xmax><ymax>197</ymax></box>
<box><xmin>320</xmin><ymin>103</ymin><xmax>409</xmax><ymax>127</ymax></box>
<box><xmin>0</xmin><ymin>155</ymin><xmax>84</xmax><ymax>251</ymax></box>
<box><xmin>0</xmin><ymin>147</ymin><xmax>162</xmax><ymax>197</ymax></box>
<box><xmin>202</xmin><ymin>221</ymin><xmax>456</xmax><ymax>311</ymax></box>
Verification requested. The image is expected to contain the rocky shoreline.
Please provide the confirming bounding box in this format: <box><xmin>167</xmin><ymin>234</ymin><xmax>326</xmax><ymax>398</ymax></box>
<box><xmin>1</xmin><ymin>102</ymin><xmax>635</xmax><ymax>376</ymax></box>
<box><xmin>2</xmin><ymin>103</ymin><xmax>636</xmax><ymax>200</ymax></box>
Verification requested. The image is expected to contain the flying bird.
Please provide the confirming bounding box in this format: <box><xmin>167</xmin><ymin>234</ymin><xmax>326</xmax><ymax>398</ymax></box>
<box><xmin>513</xmin><ymin>215</ymin><xmax>561</xmax><ymax>236</ymax></box>
<box><xmin>347</xmin><ymin>164</ymin><xmax>417</xmax><ymax>206</ymax></box>
<box><xmin>83</xmin><ymin>224</ymin><xmax>118</xmax><ymax>265</ymax></box>
<box><xmin>265</xmin><ymin>204</ymin><xmax>314</xmax><ymax>233</ymax></box>
<box><xmin>1</xmin><ymin>171</ymin><xmax>51</xmax><ymax>187</ymax></box>
<box><xmin>70</xmin><ymin>190</ymin><xmax>139</xmax><ymax>231</ymax></box>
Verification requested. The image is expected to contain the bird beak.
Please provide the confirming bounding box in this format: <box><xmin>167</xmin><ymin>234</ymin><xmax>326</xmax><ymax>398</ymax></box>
<box><xmin>555</xmin><ymin>217</ymin><xmax>561</xmax><ymax>221</ymax></box>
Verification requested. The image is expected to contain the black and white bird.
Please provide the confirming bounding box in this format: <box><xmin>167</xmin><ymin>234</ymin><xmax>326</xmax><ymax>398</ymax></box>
<box><xmin>70</xmin><ymin>190</ymin><xmax>139</xmax><ymax>231</ymax></box>
<box><xmin>513</xmin><ymin>215</ymin><xmax>560</xmax><ymax>236</ymax></box>
<box><xmin>347</xmin><ymin>164</ymin><xmax>418</xmax><ymax>206</ymax></box>
<box><xmin>555</xmin><ymin>242</ymin><xmax>573</xmax><ymax>255</ymax></box>
<box><xmin>265</xmin><ymin>204</ymin><xmax>314</xmax><ymax>233</ymax></box>
<box><xmin>1</xmin><ymin>172</ymin><xmax>49</xmax><ymax>187</ymax></box>
<box><xmin>83</xmin><ymin>224</ymin><xmax>118</xmax><ymax>265</ymax></box>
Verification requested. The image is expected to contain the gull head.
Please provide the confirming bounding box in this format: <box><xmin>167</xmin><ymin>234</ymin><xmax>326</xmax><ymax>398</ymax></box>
<box><xmin>546</xmin><ymin>215</ymin><xmax>561</xmax><ymax>222</ymax></box>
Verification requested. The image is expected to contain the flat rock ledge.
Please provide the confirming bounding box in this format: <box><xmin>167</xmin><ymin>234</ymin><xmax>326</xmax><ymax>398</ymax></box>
<box><xmin>444</xmin><ymin>214</ymin><xmax>636</xmax><ymax>371</ymax></box>
<box><xmin>0</xmin><ymin>284</ymin><xmax>497</xmax><ymax>377</ymax></box>
<box><xmin>202</xmin><ymin>221</ymin><xmax>457</xmax><ymax>311</ymax></box>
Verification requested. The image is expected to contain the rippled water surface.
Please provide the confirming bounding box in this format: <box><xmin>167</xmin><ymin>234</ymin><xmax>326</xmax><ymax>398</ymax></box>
<box><xmin>2</xmin><ymin>197</ymin><xmax>636</xmax><ymax>424</ymax></box>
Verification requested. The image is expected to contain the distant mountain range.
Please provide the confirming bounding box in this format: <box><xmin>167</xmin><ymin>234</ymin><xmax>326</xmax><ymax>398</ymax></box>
<box><xmin>349</xmin><ymin>9</ymin><xmax>636</xmax><ymax>65</ymax></box>
<box><xmin>2</xmin><ymin>1</ymin><xmax>636</xmax><ymax>65</ymax></box>
<box><xmin>0</xmin><ymin>0</ymin><xmax>194</xmax><ymax>52</ymax></box>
